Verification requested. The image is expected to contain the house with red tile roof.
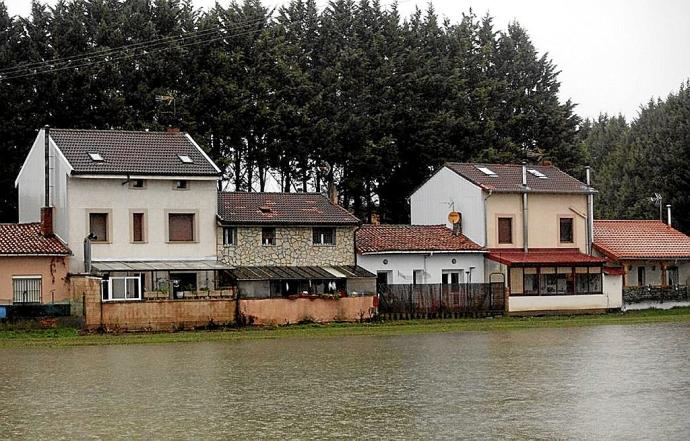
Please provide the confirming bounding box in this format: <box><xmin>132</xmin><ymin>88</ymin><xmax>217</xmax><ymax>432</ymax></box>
<box><xmin>15</xmin><ymin>127</ymin><xmax>225</xmax><ymax>301</ymax></box>
<box><xmin>217</xmin><ymin>192</ymin><xmax>375</xmax><ymax>297</ymax></box>
<box><xmin>410</xmin><ymin>162</ymin><xmax>622</xmax><ymax>313</ymax></box>
<box><xmin>355</xmin><ymin>224</ymin><xmax>485</xmax><ymax>286</ymax></box>
<box><xmin>594</xmin><ymin>220</ymin><xmax>690</xmax><ymax>287</ymax></box>
<box><xmin>0</xmin><ymin>223</ymin><xmax>71</xmax><ymax>304</ymax></box>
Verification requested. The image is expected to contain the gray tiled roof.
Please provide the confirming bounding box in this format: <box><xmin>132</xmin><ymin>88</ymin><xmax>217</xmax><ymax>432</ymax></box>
<box><xmin>445</xmin><ymin>163</ymin><xmax>591</xmax><ymax>193</ymax></box>
<box><xmin>50</xmin><ymin>129</ymin><xmax>219</xmax><ymax>176</ymax></box>
<box><xmin>218</xmin><ymin>192</ymin><xmax>360</xmax><ymax>225</ymax></box>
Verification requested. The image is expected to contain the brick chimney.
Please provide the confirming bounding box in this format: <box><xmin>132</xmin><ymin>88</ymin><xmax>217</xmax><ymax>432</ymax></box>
<box><xmin>40</xmin><ymin>206</ymin><xmax>54</xmax><ymax>237</ymax></box>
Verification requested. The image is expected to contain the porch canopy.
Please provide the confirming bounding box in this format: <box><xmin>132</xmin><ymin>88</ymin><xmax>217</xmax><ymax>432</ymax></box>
<box><xmin>92</xmin><ymin>260</ymin><xmax>233</xmax><ymax>272</ymax></box>
<box><xmin>228</xmin><ymin>265</ymin><xmax>374</xmax><ymax>281</ymax></box>
<box><xmin>487</xmin><ymin>249</ymin><xmax>605</xmax><ymax>267</ymax></box>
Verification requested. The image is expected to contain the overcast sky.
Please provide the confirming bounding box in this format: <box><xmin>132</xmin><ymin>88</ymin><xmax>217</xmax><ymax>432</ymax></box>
<box><xmin>4</xmin><ymin>0</ymin><xmax>690</xmax><ymax>121</ymax></box>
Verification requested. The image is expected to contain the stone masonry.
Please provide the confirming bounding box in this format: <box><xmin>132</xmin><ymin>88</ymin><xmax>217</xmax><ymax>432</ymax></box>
<box><xmin>217</xmin><ymin>226</ymin><xmax>356</xmax><ymax>267</ymax></box>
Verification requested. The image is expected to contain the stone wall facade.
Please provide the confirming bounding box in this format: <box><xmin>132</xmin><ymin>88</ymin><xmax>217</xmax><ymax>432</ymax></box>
<box><xmin>217</xmin><ymin>226</ymin><xmax>356</xmax><ymax>267</ymax></box>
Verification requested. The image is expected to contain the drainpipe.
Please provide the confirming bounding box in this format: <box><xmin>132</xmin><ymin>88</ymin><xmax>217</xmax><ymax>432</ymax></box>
<box><xmin>667</xmin><ymin>204</ymin><xmax>672</xmax><ymax>226</ymax></box>
<box><xmin>521</xmin><ymin>163</ymin><xmax>528</xmax><ymax>252</ymax></box>
<box><xmin>585</xmin><ymin>166</ymin><xmax>594</xmax><ymax>255</ymax></box>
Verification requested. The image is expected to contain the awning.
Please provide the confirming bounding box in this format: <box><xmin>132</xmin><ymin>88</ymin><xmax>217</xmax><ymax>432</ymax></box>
<box><xmin>92</xmin><ymin>260</ymin><xmax>233</xmax><ymax>272</ymax></box>
<box><xmin>487</xmin><ymin>248</ymin><xmax>605</xmax><ymax>266</ymax></box>
<box><xmin>228</xmin><ymin>265</ymin><xmax>375</xmax><ymax>281</ymax></box>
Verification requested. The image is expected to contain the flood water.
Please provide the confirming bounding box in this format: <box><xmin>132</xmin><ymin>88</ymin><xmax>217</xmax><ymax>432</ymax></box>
<box><xmin>1</xmin><ymin>323</ymin><xmax>689</xmax><ymax>440</ymax></box>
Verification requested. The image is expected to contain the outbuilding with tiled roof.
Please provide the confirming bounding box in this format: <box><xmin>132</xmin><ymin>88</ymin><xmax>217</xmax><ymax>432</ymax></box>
<box><xmin>593</xmin><ymin>220</ymin><xmax>690</xmax><ymax>287</ymax></box>
<box><xmin>0</xmin><ymin>223</ymin><xmax>71</xmax><ymax>305</ymax></box>
<box><xmin>355</xmin><ymin>224</ymin><xmax>486</xmax><ymax>285</ymax></box>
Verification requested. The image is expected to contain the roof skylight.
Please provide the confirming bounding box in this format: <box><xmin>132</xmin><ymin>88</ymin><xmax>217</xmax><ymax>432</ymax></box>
<box><xmin>178</xmin><ymin>154</ymin><xmax>194</xmax><ymax>164</ymax></box>
<box><xmin>528</xmin><ymin>169</ymin><xmax>548</xmax><ymax>179</ymax></box>
<box><xmin>88</xmin><ymin>152</ymin><xmax>104</xmax><ymax>162</ymax></box>
<box><xmin>476</xmin><ymin>166</ymin><xmax>497</xmax><ymax>177</ymax></box>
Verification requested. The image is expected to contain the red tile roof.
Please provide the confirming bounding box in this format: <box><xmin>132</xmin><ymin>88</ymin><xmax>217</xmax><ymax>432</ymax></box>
<box><xmin>486</xmin><ymin>248</ymin><xmax>605</xmax><ymax>266</ymax></box>
<box><xmin>218</xmin><ymin>192</ymin><xmax>360</xmax><ymax>225</ymax></box>
<box><xmin>0</xmin><ymin>223</ymin><xmax>71</xmax><ymax>256</ymax></box>
<box><xmin>444</xmin><ymin>163</ymin><xmax>591</xmax><ymax>194</ymax></box>
<box><xmin>50</xmin><ymin>129</ymin><xmax>220</xmax><ymax>176</ymax></box>
<box><xmin>356</xmin><ymin>224</ymin><xmax>484</xmax><ymax>254</ymax></box>
<box><xmin>594</xmin><ymin>220</ymin><xmax>690</xmax><ymax>260</ymax></box>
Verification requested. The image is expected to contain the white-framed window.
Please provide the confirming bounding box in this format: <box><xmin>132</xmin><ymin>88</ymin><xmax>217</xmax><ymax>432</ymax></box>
<box><xmin>102</xmin><ymin>276</ymin><xmax>141</xmax><ymax>301</ymax></box>
<box><xmin>12</xmin><ymin>276</ymin><xmax>42</xmax><ymax>304</ymax></box>
<box><xmin>262</xmin><ymin>227</ymin><xmax>276</xmax><ymax>246</ymax></box>
<box><xmin>442</xmin><ymin>270</ymin><xmax>463</xmax><ymax>285</ymax></box>
<box><xmin>313</xmin><ymin>227</ymin><xmax>335</xmax><ymax>245</ymax></box>
<box><xmin>223</xmin><ymin>227</ymin><xmax>236</xmax><ymax>246</ymax></box>
<box><xmin>413</xmin><ymin>269</ymin><xmax>425</xmax><ymax>285</ymax></box>
<box><xmin>174</xmin><ymin>180</ymin><xmax>188</xmax><ymax>190</ymax></box>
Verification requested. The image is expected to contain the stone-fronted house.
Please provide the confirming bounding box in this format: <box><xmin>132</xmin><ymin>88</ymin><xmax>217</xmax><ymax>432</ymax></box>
<box><xmin>355</xmin><ymin>224</ymin><xmax>486</xmax><ymax>287</ymax></box>
<box><xmin>410</xmin><ymin>162</ymin><xmax>622</xmax><ymax>313</ymax></box>
<box><xmin>0</xmin><ymin>222</ymin><xmax>71</xmax><ymax>305</ymax></box>
<box><xmin>15</xmin><ymin>127</ymin><xmax>227</xmax><ymax>300</ymax></box>
<box><xmin>593</xmin><ymin>220</ymin><xmax>690</xmax><ymax>287</ymax></box>
<box><xmin>217</xmin><ymin>192</ymin><xmax>376</xmax><ymax>298</ymax></box>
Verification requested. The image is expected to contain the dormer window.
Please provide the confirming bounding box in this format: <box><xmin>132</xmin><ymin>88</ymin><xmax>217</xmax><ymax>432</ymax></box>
<box><xmin>174</xmin><ymin>180</ymin><xmax>188</xmax><ymax>190</ymax></box>
<box><xmin>88</xmin><ymin>152</ymin><xmax>104</xmax><ymax>162</ymax></box>
<box><xmin>178</xmin><ymin>154</ymin><xmax>193</xmax><ymax>164</ymax></box>
<box><xmin>259</xmin><ymin>206</ymin><xmax>272</xmax><ymax>214</ymax></box>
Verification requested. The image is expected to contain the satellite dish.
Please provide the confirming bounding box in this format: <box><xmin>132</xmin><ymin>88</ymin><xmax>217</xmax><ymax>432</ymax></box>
<box><xmin>448</xmin><ymin>211</ymin><xmax>461</xmax><ymax>224</ymax></box>
<box><xmin>318</xmin><ymin>161</ymin><xmax>331</xmax><ymax>175</ymax></box>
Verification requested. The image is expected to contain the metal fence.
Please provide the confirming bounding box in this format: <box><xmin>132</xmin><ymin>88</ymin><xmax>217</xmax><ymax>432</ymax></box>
<box><xmin>378</xmin><ymin>283</ymin><xmax>505</xmax><ymax>319</ymax></box>
<box><xmin>623</xmin><ymin>285</ymin><xmax>689</xmax><ymax>304</ymax></box>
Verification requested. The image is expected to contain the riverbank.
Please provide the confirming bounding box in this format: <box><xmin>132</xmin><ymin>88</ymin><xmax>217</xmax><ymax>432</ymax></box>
<box><xmin>1</xmin><ymin>307</ymin><xmax>689</xmax><ymax>348</ymax></box>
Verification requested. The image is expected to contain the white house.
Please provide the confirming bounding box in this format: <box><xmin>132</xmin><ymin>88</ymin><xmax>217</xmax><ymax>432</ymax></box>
<box><xmin>15</xmin><ymin>127</ymin><xmax>225</xmax><ymax>300</ymax></box>
<box><xmin>409</xmin><ymin>163</ymin><xmax>623</xmax><ymax>313</ymax></box>
<box><xmin>356</xmin><ymin>224</ymin><xmax>486</xmax><ymax>287</ymax></box>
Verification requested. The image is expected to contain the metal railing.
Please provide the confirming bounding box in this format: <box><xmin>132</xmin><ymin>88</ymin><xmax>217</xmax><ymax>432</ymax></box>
<box><xmin>378</xmin><ymin>283</ymin><xmax>505</xmax><ymax>318</ymax></box>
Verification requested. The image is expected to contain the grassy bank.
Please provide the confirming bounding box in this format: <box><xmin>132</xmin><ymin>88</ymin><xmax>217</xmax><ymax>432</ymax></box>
<box><xmin>1</xmin><ymin>307</ymin><xmax>689</xmax><ymax>348</ymax></box>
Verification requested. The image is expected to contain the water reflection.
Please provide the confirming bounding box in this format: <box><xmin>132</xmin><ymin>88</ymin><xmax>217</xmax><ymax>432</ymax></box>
<box><xmin>1</xmin><ymin>323</ymin><xmax>689</xmax><ymax>440</ymax></box>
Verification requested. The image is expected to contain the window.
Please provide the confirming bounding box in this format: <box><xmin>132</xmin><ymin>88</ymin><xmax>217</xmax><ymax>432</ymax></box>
<box><xmin>559</xmin><ymin>217</ymin><xmax>574</xmax><ymax>243</ymax></box>
<box><xmin>476</xmin><ymin>166</ymin><xmax>497</xmax><ymax>177</ymax></box>
<box><xmin>668</xmin><ymin>266</ymin><xmax>679</xmax><ymax>286</ymax></box>
<box><xmin>89</xmin><ymin>212</ymin><xmax>108</xmax><ymax>242</ymax></box>
<box><xmin>88</xmin><ymin>152</ymin><xmax>104</xmax><ymax>162</ymax></box>
<box><xmin>178</xmin><ymin>154</ymin><xmax>194</xmax><ymax>164</ymax></box>
<box><xmin>103</xmin><ymin>276</ymin><xmax>141</xmax><ymax>301</ymax></box>
<box><xmin>174</xmin><ymin>180</ymin><xmax>188</xmax><ymax>190</ymax></box>
<box><xmin>12</xmin><ymin>276</ymin><xmax>41</xmax><ymax>303</ymax></box>
<box><xmin>223</xmin><ymin>227</ymin><xmax>236</xmax><ymax>246</ymax></box>
<box><xmin>498</xmin><ymin>217</ymin><xmax>513</xmax><ymax>244</ymax></box>
<box><xmin>132</xmin><ymin>213</ymin><xmax>145</xmax><ymax>243</ymax></box>
<box><xmin>168</xmin><ymin>213</ymin><xmax>195</xmax><ymax>242</ymax></box>
<box><xmin>376</xmin><ymin>271</ymin><xmax>392</xmax><ymax>291</ymax></box>
<box><xmin>637</xmin><ymin>266</ymin><xmax>646</xmax><ymax>286</ymax></box>
<box><xmin>129</xmin><ymin>179</ymin><xmax>145</xmax><ymax>189</ymax></box>
<box><xmin>262</xmin><ymin>227</ymin><xmax>276</xmax><ymax>246</ymax></box>
<box><xmin>313</xmin><ymin>227</ymin><xmax>335</xmax><ymax>245</ymax></box>
<box><xmin>442</xmin><ymin>270</ymin><xmax>462</xmax><ymax>285</ymax></box>
<box><xmin>413</xmin><ymin>270</ymin><xmax>425</xmax><ymax>285</ymax></box>
<box><xmin>524</xmin><ymin>268</ymin><xmax>539</xmax><ymax>295</ymax></box>
<box><xmin>528</xmin><ymin>169</ymin><xmax>548</xmax><ymax>179</ymax></box>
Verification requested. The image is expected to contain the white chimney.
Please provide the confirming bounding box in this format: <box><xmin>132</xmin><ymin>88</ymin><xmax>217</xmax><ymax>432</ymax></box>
<box><xmin>667</xmin><ymin>204</ymin><xmax>672</xmax><ymax>226</ymax></box>
<box><xmin>521</xmin><ymin>162</ymin><xmax>527</xmax><ymax>186</ymax></box>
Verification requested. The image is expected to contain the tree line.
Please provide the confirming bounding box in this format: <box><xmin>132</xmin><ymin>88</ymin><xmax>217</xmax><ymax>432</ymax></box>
<box><xmin>0</xmin><ymin>0</ymin><xmax>686</xmax><ymax>234</ymax></box>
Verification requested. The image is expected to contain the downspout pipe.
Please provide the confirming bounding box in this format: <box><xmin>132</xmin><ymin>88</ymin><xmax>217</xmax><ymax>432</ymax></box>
<box><xmin>522</xmin><ymin>163</ymin><xmax>528</xmax><ymax>253</ymax></box>
<box><xmin>585</xmin><ymin>166</ymin><xmax>594</xmax><ymax>255</ymax></box>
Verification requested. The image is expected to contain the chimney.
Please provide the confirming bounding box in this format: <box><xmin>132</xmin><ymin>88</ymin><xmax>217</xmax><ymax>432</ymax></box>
<box><xmin>585</xmin><ymin>166</ymin><xmax>594</xmax><ymax>254</ymax></box>
<box><xmin>41</xmin><ymin>125</ymin><xmax>54</xmax><ymax>237</ymax></box>
<box><xmin>667</xmin><ymin>204</ymin><xmax>672</xmax><ymax>226</ymax></box>
<box><xmin>166</xmin><ymin>127</ymin><xmax>180</xmax><ymax>133</ymax></box>
<box><xmin>521</xmin><ymin>162</ymin><xmax>528</xmax><ymax>252</ymax></box>
<box><xmin>521</xmin><ymin>162</ymin><xmax>527</xmax><ymax>187</ymax></box>
<box><xmin>328</xmin><ymin>183</ymin><xmax>338</xmax><ymax>205</ymax></box>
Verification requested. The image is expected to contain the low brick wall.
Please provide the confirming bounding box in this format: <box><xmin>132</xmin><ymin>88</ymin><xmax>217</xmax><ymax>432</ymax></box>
<box><xmin>239</xmin><ymin>296</ymin><xmax>376</xmax><ymax>326</ymax></box>
<box><xmin>86</xmin><ymin>299</ymin><xmax>236</xmax><ymax>331</ymax></box>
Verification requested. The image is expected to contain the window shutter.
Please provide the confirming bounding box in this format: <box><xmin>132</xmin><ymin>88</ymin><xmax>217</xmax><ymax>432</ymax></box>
<box><xmin>498</xmin><ymin>218</ymin><xmax>512</xmax><ymax>244</ymax></box>
<box><xmin>133</xmin><ymin>213</ymin><xmax>144</xmax><ymax>242</ymax></box>
<box><xmin>169</xmin><ymin>214</ymin><xmax>194</xmax><ymax>241</ymax></box>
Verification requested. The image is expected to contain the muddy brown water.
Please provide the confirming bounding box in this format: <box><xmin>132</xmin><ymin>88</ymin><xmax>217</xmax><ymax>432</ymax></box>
<box><xmin>1</xmin><ymin>323</ymin><xmax>689</xmax><ymax>440</ymax></box>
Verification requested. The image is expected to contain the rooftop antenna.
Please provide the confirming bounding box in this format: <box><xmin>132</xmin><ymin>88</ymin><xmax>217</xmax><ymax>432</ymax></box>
<box><xmin>650</xmin><ymin>193</ymin><xmax>663</xmax><ymax>221</ymax></box>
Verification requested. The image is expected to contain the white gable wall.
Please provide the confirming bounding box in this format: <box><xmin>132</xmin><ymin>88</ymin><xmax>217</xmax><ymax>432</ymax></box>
<box><xmin>410</xmin><ymin>167</ymin><xmax>485</xmax><ymax>246</ymax></box>
<box><xmin>357</xmin><ymin>252</ymin><xmax>485</xmax><ymax>285</ymax></box>
<box><xmin>16</xmin><ymin>130</ymin><xmax>71</xmax><ymax>242</ymax></box>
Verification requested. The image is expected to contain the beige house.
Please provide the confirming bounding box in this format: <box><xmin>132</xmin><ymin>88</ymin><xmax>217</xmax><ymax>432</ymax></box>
<box><xmin>410</xmin><ymin>162</ymin><xmax>622</xmax><ymax>313</ymax></box>
<box><xmin>217</xmin><ymin>192</ymin><xmax>376</xmax><ymax>298</ymax></box>
<box><xmin>15</xmin><ymin>127</ymin><xmax>226</xmax><ymax>300</ymax></box>
<box><xmin>0</xmin><ymin>223</ymin><xmax>71</xmax><ymax>305</ymax></box>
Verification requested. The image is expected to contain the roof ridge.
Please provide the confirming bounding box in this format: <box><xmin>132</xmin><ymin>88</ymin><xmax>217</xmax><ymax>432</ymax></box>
<box><xmin>51</xmin><ymin>128</ymin><xmax>184</xmax><ymax>135</ymax></box>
